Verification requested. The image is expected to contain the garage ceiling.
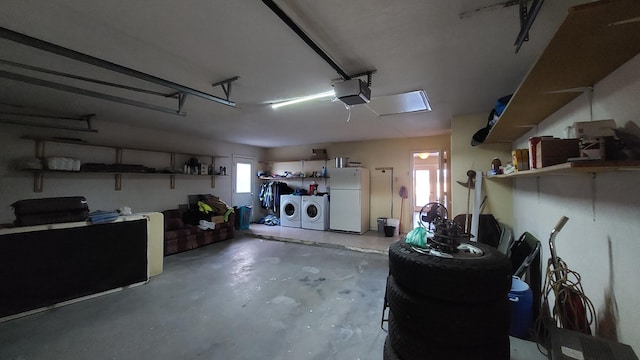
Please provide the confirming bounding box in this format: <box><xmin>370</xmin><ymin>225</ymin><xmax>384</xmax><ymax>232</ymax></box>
<box><xmin>0</xmin><ymin>0</ymin><xmax>587</xmax><ymax>147</ymax></box>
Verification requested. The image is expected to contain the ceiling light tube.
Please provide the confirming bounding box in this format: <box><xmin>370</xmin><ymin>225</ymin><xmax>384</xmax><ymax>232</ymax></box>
<box><xmin>271</xmin><ymin>90</ymin><xmax>335</xmax><ymax>109</ymax></box>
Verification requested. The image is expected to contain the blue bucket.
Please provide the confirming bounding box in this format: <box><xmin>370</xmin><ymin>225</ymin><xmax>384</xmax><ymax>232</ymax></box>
<box><xmin>509</xmin><ymin>276</ymin><xmax>533</xmax><ymax>338</ymax></box>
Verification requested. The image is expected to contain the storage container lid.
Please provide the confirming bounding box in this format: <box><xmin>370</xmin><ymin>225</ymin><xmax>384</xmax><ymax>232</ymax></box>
<box><xmin>510</xmin><ymin>276</ymin><xmax>530</xmax><ymax>293</ymax></box>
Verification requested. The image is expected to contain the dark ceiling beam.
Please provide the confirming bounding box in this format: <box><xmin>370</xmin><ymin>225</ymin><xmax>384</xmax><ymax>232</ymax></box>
<box><xmin>0</xmin><ymin>70</ymin><xmax>187</xmax><ymax>116</ymax></box>
<box><xmin>262</xmin><ymin>0</ymin><xmax>351</xmax><ymax>80</ymax></box>
<box><xmin>0</xmin><ymin>58</ymin><xmax>178</xmax><ymax>98</ymax></box>
<box><xmin>0</xmin><ymin>26</ymin><xmax>236</xmax><ymax>107</ymax></box>
<box><xmin>515</xmin><ymin>0</ymin><xmax>544</xmax><ymax>53</ymax></box>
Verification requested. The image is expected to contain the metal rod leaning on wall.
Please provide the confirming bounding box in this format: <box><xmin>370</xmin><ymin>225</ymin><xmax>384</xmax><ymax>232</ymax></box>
<box><xmin>375</xmin><ymin>167</ymin><xmax>394</xmax><ymax>218</ymax></box>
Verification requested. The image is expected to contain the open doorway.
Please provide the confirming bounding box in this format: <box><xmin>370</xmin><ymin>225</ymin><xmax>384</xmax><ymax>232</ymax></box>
<box><xmin>411</xmin><ymin>150</ymin><xmax>447</xmax><ymax>228</ymax></box>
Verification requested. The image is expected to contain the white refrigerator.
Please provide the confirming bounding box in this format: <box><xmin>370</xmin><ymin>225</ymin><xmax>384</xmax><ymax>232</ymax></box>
<box><xmin>329</xmin><ymin>167</ymin><xmax>370</xmax><ymax>234</ymax></box>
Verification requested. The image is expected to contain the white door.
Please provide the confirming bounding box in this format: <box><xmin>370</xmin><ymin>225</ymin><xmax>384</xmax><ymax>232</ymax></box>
<box><xmin>331</xmin><ymin>168</ymin><xmax>361</xmax><ymax>190</ymax></box>
<box><xmin>412</xmin><ymin>150</ymin><xmax>446</xmax><ymax>228</ymax></box>
<box><xmin>232</xmin><ymin>155</ymin><xmax>255</xmax><ymax>210</ymax></box>
<box><xmin>330</xmin><ymin>189</ymin><xmax>361</xmax><ymax>232</ymax></box>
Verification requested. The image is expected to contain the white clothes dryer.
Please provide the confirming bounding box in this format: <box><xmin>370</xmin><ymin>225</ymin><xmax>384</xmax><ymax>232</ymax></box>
<box><xmin>280</xmin><ymin>195</ymin><xmax>302</xmax><ymax>228</ymax></box>
<box><xmin>301</xmin><ymin>195</ymin><xmax>329</xmax><ymax>230</ymax></box>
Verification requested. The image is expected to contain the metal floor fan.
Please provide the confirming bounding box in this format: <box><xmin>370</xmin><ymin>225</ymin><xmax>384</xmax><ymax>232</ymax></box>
<box><xmin>418</xmin><ymin>202</ymin><xmax>448</xmax><ymax>231</ymax></box>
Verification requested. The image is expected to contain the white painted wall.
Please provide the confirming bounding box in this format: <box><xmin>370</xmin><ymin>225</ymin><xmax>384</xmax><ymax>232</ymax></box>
<box><xmin>450</xmin><ymin>113</ymin><xmax>513</xmax><ymax>227</ymax></box>
<box><xmin>512</xmin><ymin>54</ymin><xmax>640</xmax><ymax>351</ymax></box>
<box><xmin>0</xmin><ymin>120</ymin><xmax>266</xmax><ymax>224</ymax></box>
<box><xmin>263</xmin><ymin>135</ymin><xmax>451</xmax><ymax>234</ymax></box>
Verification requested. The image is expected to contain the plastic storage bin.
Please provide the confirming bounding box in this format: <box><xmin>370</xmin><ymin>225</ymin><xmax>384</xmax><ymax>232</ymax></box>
<box><xmin>238</xmin><ymin>206</ymin><xmax>252</xmax><ymax>230</ymax></box>
<box><xmin>509</xmin><ymin>276</ymin><xmax>533</xmax><ymax>338</ymax></box>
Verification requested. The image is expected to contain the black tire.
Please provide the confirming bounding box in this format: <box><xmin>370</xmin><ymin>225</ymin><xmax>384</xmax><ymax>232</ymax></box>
<box><xmin>386</xmin><ymin>275</ymin><xmax>510</xmax><ymax>344</ymax></box>
<box><xmin>388</xmin><ymin>313</ymin><xmax>510</xmax><ymax>360</ymax></box>
<box><xmin>388</xmin><ymin>240</ymin><xmax>511</xmax><ymax>302</ymax></box>
<box><xmin>383</xmin><ymin>336</ymin><xmax>401</xmax><ymax>360</ymax></box>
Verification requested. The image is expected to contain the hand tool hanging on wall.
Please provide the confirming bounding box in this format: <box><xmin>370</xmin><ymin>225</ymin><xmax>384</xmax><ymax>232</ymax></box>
<box><xmin>398</xmin><ymin>186</ymin><xmax>408</xmax><ymax>233</ymax></box>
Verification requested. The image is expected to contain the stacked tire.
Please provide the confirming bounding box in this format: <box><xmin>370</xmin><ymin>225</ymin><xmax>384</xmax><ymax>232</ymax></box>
<box><xmin>384</xmin><ymin>241</ymin><xmax>512</xmax><ymax>360</ymax></box>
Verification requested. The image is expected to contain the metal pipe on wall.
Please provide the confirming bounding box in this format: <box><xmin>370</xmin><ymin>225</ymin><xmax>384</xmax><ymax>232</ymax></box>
<box><xmin>375</xmin><ymin>167</ymin><xmax>394</xmax><ymax>218</ymax></box>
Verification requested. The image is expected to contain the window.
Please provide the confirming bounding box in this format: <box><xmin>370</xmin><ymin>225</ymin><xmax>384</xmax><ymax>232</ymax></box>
<box><xmin>236</xmin><ymin>162</ymin><xmax>251</xmax><ymax>193</ymax></box>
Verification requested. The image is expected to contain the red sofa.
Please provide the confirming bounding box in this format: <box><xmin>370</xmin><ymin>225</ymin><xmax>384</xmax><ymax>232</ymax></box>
<box><xmin>162</xmin><ymin>208</ymin><xmax>234</xmax><ymax>256</ymax></box>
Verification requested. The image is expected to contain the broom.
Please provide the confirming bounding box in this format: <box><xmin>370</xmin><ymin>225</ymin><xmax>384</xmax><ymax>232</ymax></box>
<box><xmin>399</xmin><ymin>186</ymin><xmax>408</xmax><ymax>233</ymax></box>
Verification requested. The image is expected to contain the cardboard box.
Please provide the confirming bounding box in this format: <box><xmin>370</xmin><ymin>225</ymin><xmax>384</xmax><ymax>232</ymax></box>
<box><xmin>520</xmin><ymin>149</ymin><xmax>530</xmax><ymax>170</ymax></box>
<box><xmin>535</xmin><ymin>139</ymin><xmax>580</xmax><ymax>168</ymax></box>
<box><xmin>511</xmin><ymin>149</ymin><xmax>521</xmax><ymax>170</ymax></box>
<box><xmin>211</xmin><ymin>215</ymin><xmax>225</xmax><ymax>224</ymax></box>
<box><xmin>310</xmin><ymin>148</ymin><xmax>328</xmax><ymax>160</ymax></box>
<box><xmin>528</xmin><ymin>136</ymin><xmax>555</xmax><ymax>170</ymax></box>
<box><xmin>511</xmin><ymin>149</ymin><xmax>530</xmax><ymax>171</ymax></box>
<box><xmin>579</xmin><ymin>138</ymin><xmax>604</xmax><ymax>159</ymax></box>
<box><xmin>573</xmin><ymin>119</ymin><xmax>616</xmax><ymax>139</ymax></box>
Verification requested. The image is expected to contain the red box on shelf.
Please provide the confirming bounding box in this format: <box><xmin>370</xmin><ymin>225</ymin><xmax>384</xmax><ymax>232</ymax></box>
<box><xmin>535</xmin><ymin>138</ymin><xmax>580</xmax><ymax>168</ymax></box>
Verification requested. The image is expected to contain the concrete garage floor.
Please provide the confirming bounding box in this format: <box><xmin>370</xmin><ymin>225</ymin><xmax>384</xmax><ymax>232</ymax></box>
<box><xmin>0</xmin><ymin>234</ymin><xmax>547</xmax><ymax>360</ymax></box>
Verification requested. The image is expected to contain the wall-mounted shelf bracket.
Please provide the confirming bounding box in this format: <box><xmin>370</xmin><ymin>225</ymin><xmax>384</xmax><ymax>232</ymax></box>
<box><xmin>178</xmin><ymin>93</ymin><xmax>188</xmax><ymax>114</ymax></box>
<box><xmin>212</xmin><ymin>76</ymin><xmax>239</xmax><ymax>102</ymax></box>
<box><xmin>0</xmin><ymin>104</ymin><xmax>98</xmax><ymax>133</ymax></box>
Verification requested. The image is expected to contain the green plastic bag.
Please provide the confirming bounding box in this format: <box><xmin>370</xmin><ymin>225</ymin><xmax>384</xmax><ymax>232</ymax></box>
<box><xmin>405</xmin><ymin>227</ymin><xmax>428</xmax><ymax>248</ymax></box>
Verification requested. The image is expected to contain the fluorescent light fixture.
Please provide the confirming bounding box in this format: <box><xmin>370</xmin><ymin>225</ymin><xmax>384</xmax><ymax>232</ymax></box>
<box><xmin>271</xmin><ymin>90</ymin><xmax>335</xmax><ymax>109</ymax></box>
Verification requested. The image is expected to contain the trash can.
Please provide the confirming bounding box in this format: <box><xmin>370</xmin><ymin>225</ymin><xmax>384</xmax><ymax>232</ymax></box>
<box><xmin>377</xmin><ymin>217</ymin><xmax>388</xmax><ymax>235</ymax></box>
<box><xmin>386</xmin><ymin>218</ymin><xmax>400</xmax><ymax>235</ymax></box>
<box><xmin>384</xmin><ymin>225</ymin><xmax>396</xmax><ymax>237</ymax></box>
<box><xmin>238</xmin><ymin>206</ymin><xmax>252</xmax><ymax>230</ymax></box>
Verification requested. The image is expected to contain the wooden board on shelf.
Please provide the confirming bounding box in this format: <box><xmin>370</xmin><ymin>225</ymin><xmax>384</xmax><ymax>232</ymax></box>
<box><xmin>21</xmin><ymin>136</ymin><xmax>227</xmax><ymax>159</ymax></box>
<box><xmin>20</xmin><ymin>136</ymin><xmax>223</xmax><ymax>191</ymax></box>
<box><xmin>258</xmin><ymin>176</ymin><xmax>329</xmax><ymax>180</ymax></box>
<box><xmin>488</xmin><ymin>160</ymin><xmax>640</xmax><ymax>178</ymax></box>
<box><xmin>485</xmin><ymin>0</ymin><xmax>640</xmax><ymax>144</ymax></box>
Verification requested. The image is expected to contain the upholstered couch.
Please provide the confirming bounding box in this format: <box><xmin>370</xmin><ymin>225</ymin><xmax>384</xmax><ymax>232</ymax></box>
<box><xmin>162</xmin><ymin>207</ymin><xmax>235</xmax><ymax>256</ymax></box>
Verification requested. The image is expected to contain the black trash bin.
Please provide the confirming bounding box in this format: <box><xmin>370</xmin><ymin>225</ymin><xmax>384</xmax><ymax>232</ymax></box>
<box><xmin>384</xmin><ymin>225</ymin><xmax>395</xmax><ymax>237</ymax></box>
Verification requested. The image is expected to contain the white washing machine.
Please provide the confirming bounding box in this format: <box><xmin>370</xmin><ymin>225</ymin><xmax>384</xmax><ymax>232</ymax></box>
<box><xmin>302</xmin><ymin>195</ymin><xmax>330</xmax><ymax>230</ymax></box>
<box><xmin>280</xmin><ymin>194</ymin><xmax>302</xmax><ymax>228</ymax></box>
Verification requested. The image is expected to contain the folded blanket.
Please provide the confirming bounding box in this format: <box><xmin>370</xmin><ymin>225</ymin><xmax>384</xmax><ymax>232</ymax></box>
<box><xmin>88</xmin><ymin>210</ymin><xmax>120</xmax><ymax>224</ymax></box>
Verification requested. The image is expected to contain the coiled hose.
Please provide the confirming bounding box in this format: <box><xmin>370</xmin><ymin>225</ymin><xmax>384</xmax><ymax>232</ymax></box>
<box><xmin>534</xmin><ymin>256</ymin><xmax>597</xmax><ymax>355</ymax></box>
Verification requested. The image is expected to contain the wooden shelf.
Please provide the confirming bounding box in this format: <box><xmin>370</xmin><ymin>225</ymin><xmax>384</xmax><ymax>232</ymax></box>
<box><xmin>487</xmin><ymin>160</ymin><xmax>640</xmax><ymax>178</ymax></box>
<box><xmin>258</xmin><ymin>176</ymin><xmax>329</xmax><ymax>180</ymax></box>
<box><xmin>20</xmin><ymin>136</ymin><xmax>226</xmax><ymax>192</ymax></box>
<box><xmin>259</xmin><ymin>159</ymin><xmax>329</xmax><ymax>182</ymax></box>
<box><xmin>485</xmin><ymin>0</ymin><xmax>640</xmax><ymax>144</ymax></box>
<box><xmin>259</xmin><ymin>159</ymin><xmax>329</xmax><ymax>163</ymax></box>
<box><xmin>21</xmin><ymin>136</ymin><xmax>228</xmax><ymax>158</ymax></box>
<box><xmin>28</xmin><ymin>169</ymin><xmax>225</xmax><ymax>177</ymax></box>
